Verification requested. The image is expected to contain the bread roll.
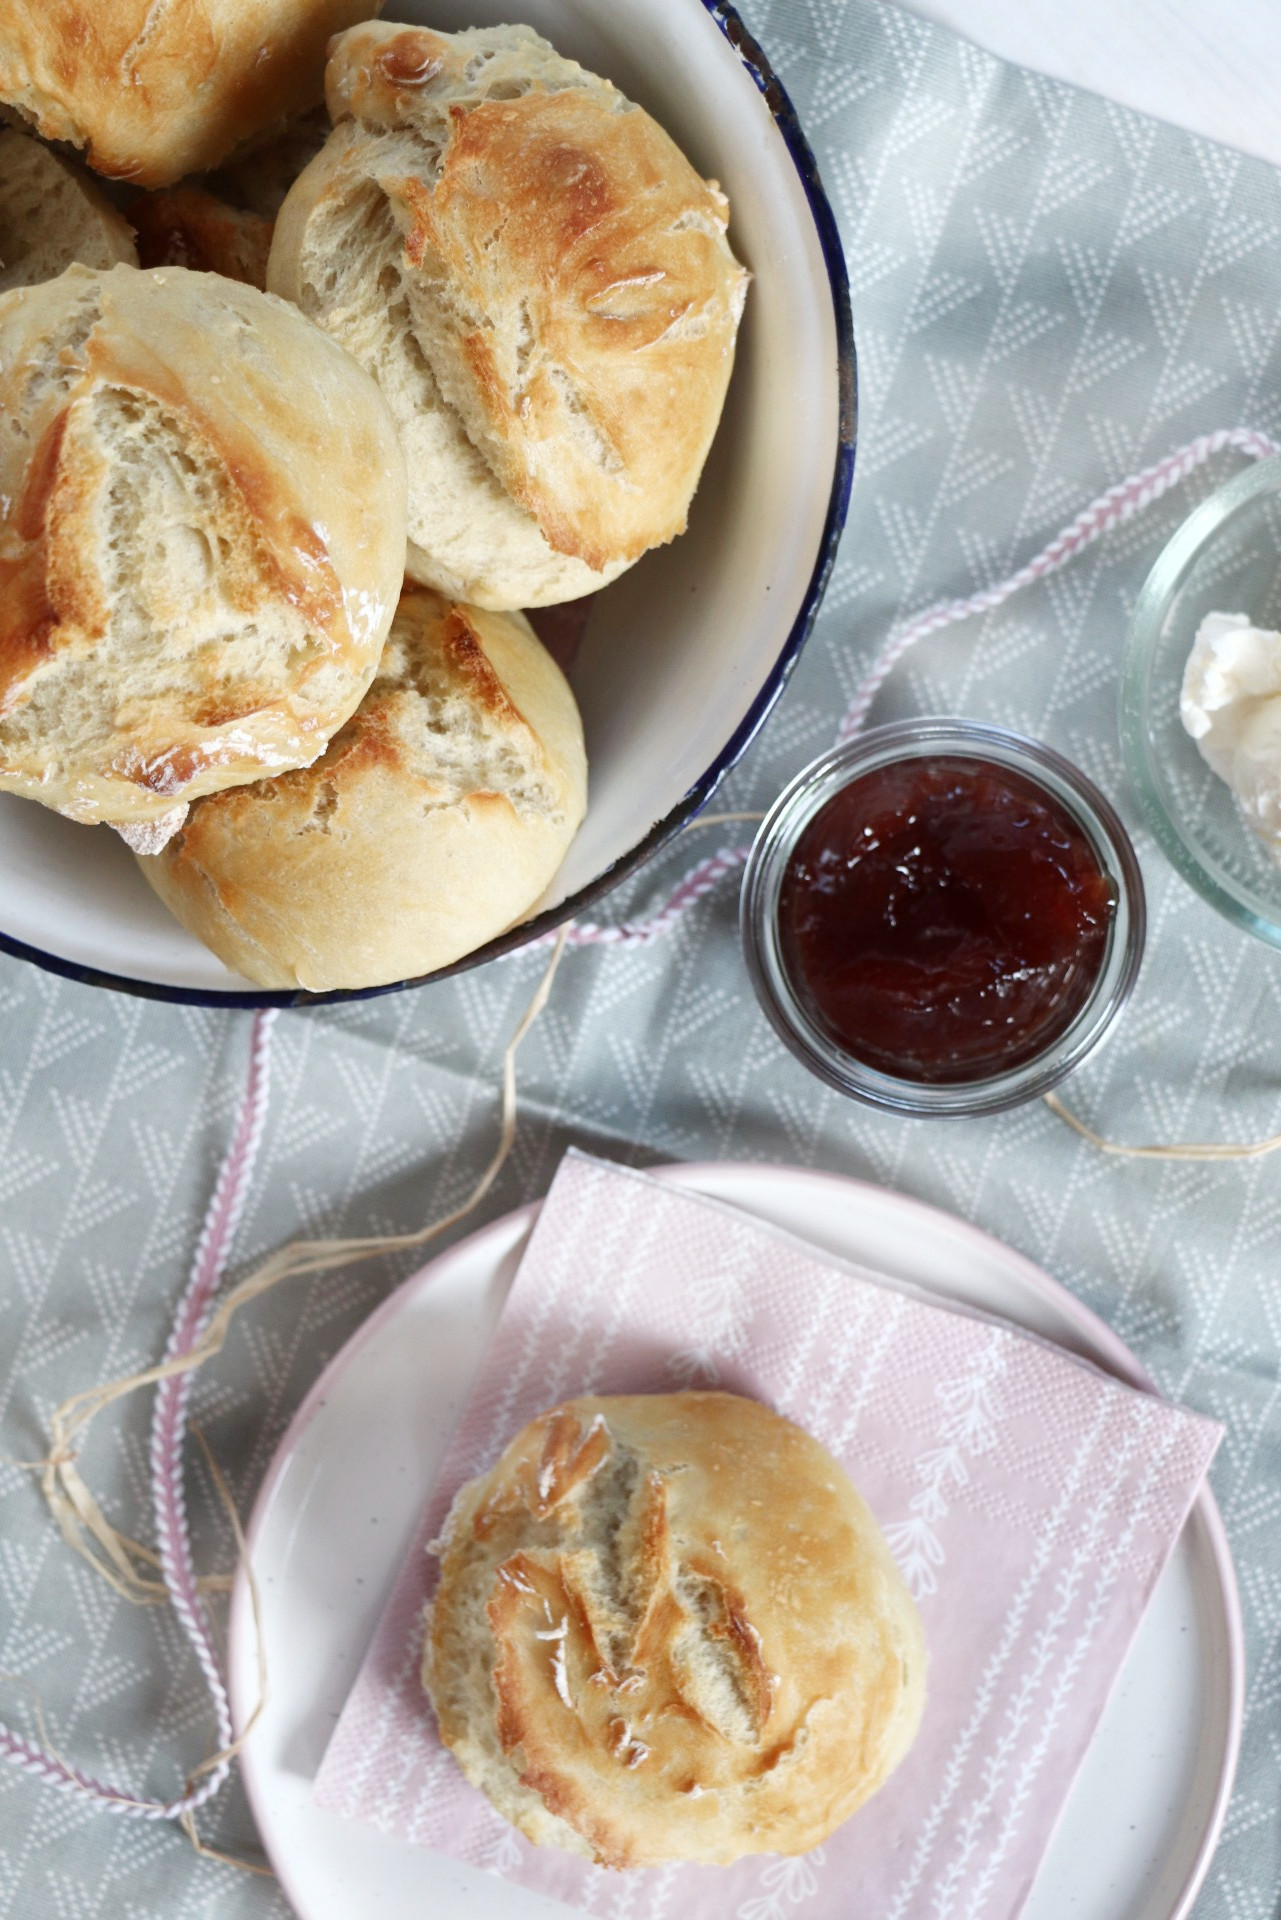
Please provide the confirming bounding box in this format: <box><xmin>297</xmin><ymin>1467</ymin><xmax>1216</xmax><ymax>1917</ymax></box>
<box><xmin>268</xmin><ymin>23</ymin><xmax>749</xmax><ymax>611</ymax></box>
<box><xmin>136</xmin><ymin>587</ymin><xmax>588</xmax><ymax>990</ymax></box>
<box><xmin>424</xmin><ymin>1392</ymin><xmax>925</xmax><ymax>1868</ymax></box>
<box><xmin>0</xmin><ymin>129</ymin><xmax>137</xmax><ymax>292</ymax></box>
<box><xmin>0</xmin><ymin>0</ymin><xmax>380</xmax><ymax>189</ymax></box>
<box><xmin>130</xmin><ymin>187</ymin><xmax>273</xmax><ymax>290</ymax></box>
<box><xmin>0</xmin><ymin>263</ymin><xmax>406</xmax><ymax>827</ymax></box>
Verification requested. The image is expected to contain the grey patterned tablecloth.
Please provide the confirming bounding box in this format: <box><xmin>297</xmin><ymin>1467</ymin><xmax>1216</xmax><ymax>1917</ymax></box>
<box><xmin>2</xmin><ymin>2</ymin><xmax>1281</xmax><ymax>1916</ymax></box>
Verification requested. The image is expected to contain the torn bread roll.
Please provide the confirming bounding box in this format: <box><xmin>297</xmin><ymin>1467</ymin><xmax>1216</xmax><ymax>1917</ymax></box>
<box><xmin>0</xmin><ymin>0</ymin><xmax>381</xmax><ymax>188</ymax></box>
<box><xmin>0</xmin><ymin>263</ymin><xmax>406</xmax><ymax>828</ymax></box>
<box><xmin>424</xmin><ymin>1392</ymin><xmax>926</xmax><ymax>1868</ymax></box>
<box><xmin>135</xmin><ymin>586</ymin><xmax>587</xmax><ymax>991</ymax></box>
<box><xmin>0</xmin><ymin>128</ymin><xmax>137</xmax><ymax>292</ymax></box>
<box><xmin>268</xmin><ymin>22</ymin><xmax>749</xmax><ymax>611</ymax></box>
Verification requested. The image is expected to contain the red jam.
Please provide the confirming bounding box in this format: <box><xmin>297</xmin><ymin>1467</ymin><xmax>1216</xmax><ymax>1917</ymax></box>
<box><xmin>777</xmin><ymin>756</ymin><xmax>1115</xmax><ymax>1085</ymax></box>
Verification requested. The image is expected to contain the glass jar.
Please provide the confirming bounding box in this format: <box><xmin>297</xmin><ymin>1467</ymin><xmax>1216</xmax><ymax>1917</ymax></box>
<box><xmin>1121</xmin><ymin>451</ymin><xmax>1281</xmax><ymax>948</ymax></box>
<box><xmin>740</xmin><ymin>718</ymin><xmax>1145</xmax><ymax>1117</ymax></box>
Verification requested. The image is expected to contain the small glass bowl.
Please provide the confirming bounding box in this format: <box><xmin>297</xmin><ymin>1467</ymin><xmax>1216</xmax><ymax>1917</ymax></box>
<box><xmin>1121</xmin><ymin>453</ymin><xmax>1281</xmax><ymax>948</ymax></box>
<box><xmin>740</xmin><ymin>719</ymin><xmax>1146</xmax><ymax>1117</ymax></box>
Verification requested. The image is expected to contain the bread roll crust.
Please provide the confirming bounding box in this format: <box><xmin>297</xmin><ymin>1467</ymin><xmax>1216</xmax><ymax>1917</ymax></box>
<box><xmin>137</xmin><ymin>587</ymin><xmax>588</xmax><ymax>990</ymax></box>
<box><xmin>0</xmin><ymin>263</ymin><xmax>406</xmax><ymax>825</ymax></box>
<box><xmin>129</xmin><ymin>187</ymin><xmax>273</xmax><ymax>290</ymax></box>
<box><xmin>268</xmin><ymin>112</ymin><xmax>624</xmax><ymax>612</ymax></box>
<box><xmin>268</xmin><ymin>22</ymin><xmax>748</xmax><ymax>608</ymax></box>
<box><xmin>424</xmin><ymin>1392</ymin><xmax>926</xmax><ymax>1868</ymax></box>
<box><xmin>0</xmin><ymin>0</ymin><xmax>380</xmax><ymax>188</ymax></box>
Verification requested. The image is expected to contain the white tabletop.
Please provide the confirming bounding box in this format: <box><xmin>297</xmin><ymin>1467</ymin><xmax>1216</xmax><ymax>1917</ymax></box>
<box><xmin>896</xmin><ymin>0</ymin><xmax>1281</xmax><ymax>169</ymax></box>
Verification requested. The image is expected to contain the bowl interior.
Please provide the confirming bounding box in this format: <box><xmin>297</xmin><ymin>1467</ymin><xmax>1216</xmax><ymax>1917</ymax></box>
<box><xmin>1122</xmin><ymin>459</ymin><xmax>1281</xmax><ymax>947</ymax></box>
<box><xmin>0</xmin><ymin>0</ymin><xmax>847</xmax><ymax>1001</ymax></box>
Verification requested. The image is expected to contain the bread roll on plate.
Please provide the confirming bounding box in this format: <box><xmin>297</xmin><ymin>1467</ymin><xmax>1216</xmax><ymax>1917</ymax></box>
<box><xmin>424</xmin><ymin>1392</ymin><xmax>925</xmax><ymax>1868</ymax></box>
<box><xmin>0</xmin><ymin>0</ymin><xmax>381</xmax><ymax>188</ymax></box>
<box><xmin>268</xmin><ymin>22</ymin><xmax>749</xmax><ymax>611</ymax></box>
<box><xmin>0</xmin><ymin>263</ymin><xmax>406</xmax><ymax>831</ymax></box>
<box><xmin>0</xmin><ymin>128</ymin><xmax>137</xmax><ymax>292</ymax></box>
<box><xmin>136</xmin><ymin>587</ymin><xmax>588</xmax><ymax>991</ymax></box>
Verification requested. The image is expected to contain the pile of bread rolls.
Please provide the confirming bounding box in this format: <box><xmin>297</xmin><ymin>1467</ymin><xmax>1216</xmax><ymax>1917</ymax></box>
<box><xmin>0</xmin><ymin>3</ymin><xmax>748</xmax><ymax>990</ymax></box>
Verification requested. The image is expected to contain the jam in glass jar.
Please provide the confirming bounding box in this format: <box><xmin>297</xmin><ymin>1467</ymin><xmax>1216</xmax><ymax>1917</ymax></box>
<box><xmin>741</xmin><ymin>722</ymin><xmax>1145</xmax><ymax>1117</ymax></box>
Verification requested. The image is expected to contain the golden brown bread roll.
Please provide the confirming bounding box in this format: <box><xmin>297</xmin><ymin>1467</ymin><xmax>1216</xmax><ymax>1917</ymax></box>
<box><xmin>0</xmin><ymin>128</ymin><xmax>137</xmax><ymax>291</ymax></box>
<box><xmin>268</xmin><ymin>22</ymin><xmax>749</xmax><ymax>610</ymax></box>
<box><xmin>136</xmin><ymin>587</ymin><xmax>588</xmax><ymax>990</ymax></box>
<box><xmin>0</xmin><ymin>263</ymin><xmax>406</xmax><ymax>829</ymax></box>
<box><xmin>424</xmin><ymin>1392</ymin><xmax>925</xmax><ymax>1868</ymax></box>
<box><xmin>0</xmin><ymin>0</ymin><xmax>381</xmax><ymax>188</ymax></box>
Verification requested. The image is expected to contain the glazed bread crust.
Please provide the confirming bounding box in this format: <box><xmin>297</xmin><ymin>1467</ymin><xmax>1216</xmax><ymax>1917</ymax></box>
<box><xmin>268</xmin><ymin>22</ymin><xmax>748</xmax><ymax>609</ymax></box>
<box><xmin>424</xmin><ymin>1392</ymin><xmax>926</xmax><ymax>1869</ymax></box>
<box><xmin>138</xmin><ymin>587</ymin><xmax>588</xmax><ymax>990</ymax></box>
<box><xmin>0</xmin><ymin>263</ymin><xmax>406</xmax><ymax>826</ymax></box>
<box><xmin>0</xmin><ymin>129</ymin><xmax>137</xmax><ymax>292</ymax></box>
<box><xmin>0</xmin><ymin>0</ymin><xmax>381</xmax><ymax>188</ymax></box>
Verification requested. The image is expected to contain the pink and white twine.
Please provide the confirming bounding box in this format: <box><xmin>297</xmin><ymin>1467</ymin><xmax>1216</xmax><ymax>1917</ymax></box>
<box><xmin>562</xmin><ymin>425</ymin><xmax>1280</xmax><ymax>950</ymax></box>
<box><xmin>1</xmin><ymin>1010</ymin><xmax>277</xmax><ymax>1820</ymax></box>
<box><xmin>146</xmin><ymin>1004</ymin><xmax>278</xmax><ymax>1815</ymax></box>
<box><xmin>1</xmin><ymin>425</ymin><xmax>1275</xmax><ymax>1824</ymax></box>
<box><xmin>835</xmin><ymin>425</ymin><xmax>1280</xmax><ymax>742</ymax></box>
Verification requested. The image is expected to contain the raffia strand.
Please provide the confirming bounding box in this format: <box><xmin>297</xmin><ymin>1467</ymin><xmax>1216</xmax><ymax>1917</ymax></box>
<box><xmin>1045</xmin><ymin>1091</ymin><xmax>1281</xmax><ymax>1161</ymax></box>
<box><xmin>35</xmin><ymin>926</ymin><xmax>568</xmax><ymax>1609</ymax></box>
<box><xmin>1</xmin><ymin>927</ymin><xmax>569</xmax><ymax>1869</ymax></box>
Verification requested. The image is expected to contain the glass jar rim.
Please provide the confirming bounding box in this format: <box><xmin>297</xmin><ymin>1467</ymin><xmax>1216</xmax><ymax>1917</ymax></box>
<box><xmin>739</xmin><ymin>718</ymin><xmax>1146</xmax><ymax>1117</ymax></box>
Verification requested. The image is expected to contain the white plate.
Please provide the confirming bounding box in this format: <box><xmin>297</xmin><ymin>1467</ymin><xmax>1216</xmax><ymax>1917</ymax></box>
<box><xmin>228</xmin><ymin>1164</ymin><xmax>1243</xmax><ymax>1920</ymax></box>
<box><xmin>0</xmin><ymin>0</ymin><xmax>852</xmax><ymax>1005</ymax></box>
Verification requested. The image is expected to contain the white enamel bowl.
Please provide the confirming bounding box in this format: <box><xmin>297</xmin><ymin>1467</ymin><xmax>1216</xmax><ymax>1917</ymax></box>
<box><xmin>0</xmin><ymin>0</ymin><xmax>853</xmax><ymax>1006</ymax></box>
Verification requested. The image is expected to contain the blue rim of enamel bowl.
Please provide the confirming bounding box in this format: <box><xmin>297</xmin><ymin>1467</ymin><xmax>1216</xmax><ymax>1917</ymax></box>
<box><xmin>0</xmin><ymin>0</ymin><xmax>856</xmax><ymax>1008</ymax></box>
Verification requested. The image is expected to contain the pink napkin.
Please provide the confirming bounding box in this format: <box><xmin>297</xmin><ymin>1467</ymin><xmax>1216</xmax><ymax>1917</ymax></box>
<box><xmin>314</xmin><ymin>1151</ymin><xmax>1221</xmax><ymax>1920</ymax></box>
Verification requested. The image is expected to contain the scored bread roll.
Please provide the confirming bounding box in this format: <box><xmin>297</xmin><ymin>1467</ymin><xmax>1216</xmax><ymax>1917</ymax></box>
<box><xmin>0</xmin><ymin>263</ymin><xmax>406</xmax><ymax>828</ymax></box>
<box><xmin>136</xmin><ymin>587</ymin><xmax>588</xmax><ymax>991</ymax></box>
<box><xmin>424</xmin><ymin>1392</ymin><xmax>926</xmax><ymax>1868</ymax></box>
<box><xmin>0</xmin><ymin>0</ymin><xmax>382</xmax><ymax>188</ymax></box>
<box><xmin>268</xmin><ymin>22</ymin><xmax>749</xmax><ymax>611</ymax></box>
<box><xmin>0</xmin><ymin>128</ymin><xmax>137</xmax><ymax>292</ymax></box>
